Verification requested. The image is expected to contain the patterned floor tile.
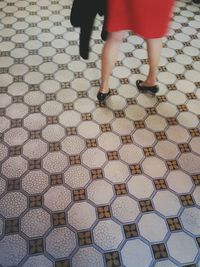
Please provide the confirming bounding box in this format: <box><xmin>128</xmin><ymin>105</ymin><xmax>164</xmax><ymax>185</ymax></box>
<box><xmin>0</xmin><ymin>0</ymin><xmax>200</xmax><ymax>266</ymax></box>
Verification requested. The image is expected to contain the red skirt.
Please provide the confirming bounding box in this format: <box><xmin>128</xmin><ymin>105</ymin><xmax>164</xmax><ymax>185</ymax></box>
<box><xmin>106</xmin><ymin>0</ymin><xmax>175</xmax><ymax>38</ymax></box>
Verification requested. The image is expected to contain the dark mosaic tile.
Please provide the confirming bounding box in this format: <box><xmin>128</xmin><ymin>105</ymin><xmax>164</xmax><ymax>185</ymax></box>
<box><xmin>74</xmin><ymin>72</ymin><xmax>83</xmax><ymax>78</ymax></box>
<box><xmin>30</xmin><ymin>130</ymin><xmax>41</xmax><ymax>139</ymax></box>
<box><xmin>82</xmin><ymin>113</ymin><xmax>92</xmax><ymax>121</ymax></box>
<box><xmin>97</xmin><ymin>205</ymin><xmax>111</xmax><ymax>219</ymax></box>
<box><xmin>192</xmin><ymin>174</ymin><xmax>200</xmax><ymax>186</ymax></box>
<box><xmin>46</xmin><ymin>93</ymin><xmax>56</xmax><ymax>101</ymax></box>
<box><xmin>29</xmin><ymin>159</ymin><xmax>42</xmax><ymax>170</ymax></box>
<box><xmin>101</xmin><ymin>124</ymin><xmax>112</xmax><ymax>132</ymax></box>
<box><xmin>157</xmin><ymin>95</ymin><xmax>167</xmax><ymax>102</ymax></box>
<box><xmin>29</xmin><ymin>105</ymin><xmax>40</xmax><ymax>113</ymax></box>
<box><xmin>69</xmin><ymin>155</ymin><xmax>81</xmax><ymax>165</ymax></box>
<box><xmin>49</xmin><ymin>142</ymin><xmax>61</xmax><ymax>152</ymax></box>
<box><xmin>29</xmin><ymin>195</ymin><xmax>42</xmax><ymax>208</ymax></box>
<box><xmin>66</xmin><ymin>127</ymin><xmax>77</xmax><ymax>136</ymax></box>
<box><xmin>158</xmin><ymin>66</ymin><xmax>167</xmax><ymax>72</ymax></box>
<box><xmin>110</xmin><ymin>90</ymin><xmax>118</xmax><ymax>97</ymax></box>
<box><xmin>29</xmin><ymin>239</ymin><xmax>44</xmax><ymax>255</ymax></box>
<box><xmin>167</xmin><ymin>160</ymin><xmax>179</xmax><ymax>170</ymax></box>
<box><xmin>120</xmin><ymin>78</ymin><xmax>129</xmax><ymax>84</ymax></box>
<box><xmin>176</xmin><ymin>74</ymin><xmax>185</xmax><ymax>80</ymax></box>
<box><xmin>5</xmin><ymin>219</ymin><xmax>19</xmax><ymax>234</ymax></box>
<box><xmin>143</xmin><ymin>147</ymin><xmax>155</xmax><ymax>157</ymax></box>
<box><xmin>9</xmin><ymin>146</ymin><xmax>22</xmax><ymax>156</ymax></box>
<box><xmin>167</xmin><ymin>84</ymin><xmax>177</xmax><ymax>91</ymax></box>
<box><xmin>121</xmin><ymin>135</ymin><xmax>133</xmax><ymax>144</ymax></box>
<box><xmin>134</xmin><ymin>120</ymin><xmax>145</xmax><ymax>129</ymax></box>
<box><xmin>196</xmin><ymin>237</ymin><xmax>200</xmax><ymax>247</ymax></box>
<box><xmin>73</xmin><ymin>189</ymin><xmax>86</xmax><ymax>201</ymax></box>
<box><xmin>87</xmin><ymin>62</ymin><xmax>96</xmax><ymax>68</ymax></box>
<box><xmin>114</xmin><ymin>184</ymin><xmax>128</xmax><ymax>195</ymax></box>
<box><xmin>91</xmin><ymin>168</ymin><xmax>103</xmax><ymax>179</ymax></box>
<box><xmin>0</xmin><ymin>108</ymin><xmax>5</xmax><ymax>116</ymax></box>
<box><xmin>130</xmin><ymin>164</ymin><xmax>142</xmax><ymax>175</ymax></box>
<box><xmin>63</xmin><ymin>103</ymin><xmax>74</xmax><ymax>111</ymax></box>
<box><xmin>61</xmin><ymin>82</ymin><xmax>71</xmax><ymax>89</ymax></box>
<box><xmin>50</xmin><ymin>174</ymin><xmax>63</xmax><ymax>185</ymax></box>
<box><xmin>7</xmin><ymin>179</ymin><xmax>20</xmax><ymax>191</ymax></box>
<box><xmin>107</xmin><ymin>151</ymin><xmax>119</xmax><ymax>161</ymax></box>
<box><xmin>91</xmin><ymin>79</ymin><xmax>100</xmax><ymax>87</ymax></box>
<box><xmin>155</xmin><ymin>131</ymin><xmax>167</xmax><ymax>140</ymax></box>
<box><xmin>167</xmin><ymin>57</ymin><xmax>176</xmax><ymax>63</ymax></box>
<box><xmin>78</xmin><ymin>91</ymin><xmax>87</xmax><ymax>98</ymax></box>
<box><xmin>125</xmin><ymin>52</ymin><xmax>133</xmax><ymax>57</ymax></box>
<box><xmin>52</xmin><ymin>212</ymin><xmax>66</xmax><ymax>226</ymax></box>
<box><xmin>96</xmin><ymin>100</ymin><xmax>106</xmax><ymax>108</ymax></box>
<box><xmin>11</xmin><ymin>119</ymin><xmax>23</xmax><ymax>128</ymax></box>
<box><xmin>47</xmin><ymin>116</ymin><xmax>58</xmax><ymax>124</ymax></box>
<box><xmin>58</xmin><ymin>64</ymin><xmax>68</xmax><ymax>70</ymax></box>
<box><xmin>192</xmin><ymin>56</ymin><xmax>200</xmax><ymax>62</ymax></box>
<box><xmin>186</xmin><ymin>93</ymin><xmax>197</xmax><ymax>100</ymax></box>
<box><xmin>185</xmin><ymin>64</ymin><xmax>194</xmax><ymax>70</ymax></box>
<box><xmin>131</xmin><ymin>68</ymin><xmax>140</xmax><ymax>74</ymax></box>
<box><xmin>126</xmin><ymin>98</ymin><xmax>136</xmax><ymax>105</ymax></box>
<box><xmin>105</xmin><ymin>251</ymin><xmax>121</xmax><ymax>267</ymax></box>
<box><xmin>154</xmin><ymin>179</ymin><xmax>167</xmax><ymax>190</ymax></box>
<box><xmin>78</xmin><ymin>231</ymin><xmax>92</xmax><ymax>246</ymax></box>
<box><xmin>141</xmin><ymin>59</ymin><xmax>148</xmax><ymax>64</ymax></box>
<box><xmin>123</xmin><ymin>223</ymin><xmax>138</xmax><ymax>239</ymax></box>
<box><xmin>114</xmin><ymin>110</ymin><xmax>125</xmax><ymax>118</ymax></box>
<box><xmin>180</xmin><ymin>194</ymin><xmax>195</xmax><ymax>207</ymax></box>
<box><xmin>177</xmin><ymin>104</ymin><xmax>188</xmax><ymax>112</ymax></box>
<box><xmin>86</xmin><ymin>139</ymin><xmax>97</xmax><ymax>148</ymax></box>
<box><xmin>167</xmin><ymin>217</ymin><xmax>182</xmax><ymax>232</ymax></box>
<box><xmin>189</xmin><ymin>128</ymin><xmax>200</xmax><ymax>137</ymax></box>
<box><xmin>146</xmin><ymin>108</ymin><xmax>157</xmax><ymax>115</ymax></box>
<box><xmin>152</xmin><ymin>243</ymin><xmax>168</xmax><ymax>259</ymax></box>
<box><xmin>166</xmin><ymin>117</ymin><xmax>178</xmax><ymax>126</ymax></box>
<box><xmin>0</xmin><ymin>87</ymin><xmax>7</xmax><ymax>93</ymax></box>
<box><xmin>139</xmin><ymin>199</ymin><xmax>154</xmax><ymax>213</ymax></box>
<box><xmin>178</xmin><ymin>143</ymin><xmax>191</xmax><ymax>153</ymax></box>
<box><xmin>29</xmin><ymin>84</ymin><xmax>40</xmax><ymax>91</ymax></box>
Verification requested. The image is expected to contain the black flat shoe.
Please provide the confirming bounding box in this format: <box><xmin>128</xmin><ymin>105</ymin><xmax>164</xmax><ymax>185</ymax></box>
<box><xmin>97</xmin><ymin>90</ymin><xmax>110</xmax><ymax>102</ymax></box>
<box><xmin>136</xmin><ymin>80</ymin><xmax>159</xmax><ymax>96</ymax></box>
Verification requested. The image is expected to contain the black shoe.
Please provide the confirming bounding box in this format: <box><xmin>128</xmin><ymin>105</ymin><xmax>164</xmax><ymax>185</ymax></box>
<box><xmin>136</xmin><ymin>80</ymin><xmax>159</xmax><ymax>96</ymax></box>
<box><xmin>97</xmin><ymin>90</ymin><xmax>110</xmax><ymax>102</ymax></box>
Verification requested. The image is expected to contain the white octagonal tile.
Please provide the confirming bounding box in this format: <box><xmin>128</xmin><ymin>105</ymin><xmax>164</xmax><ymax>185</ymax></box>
<box><xmin>128</xmin><ymin>175</ymin><xmax>154</xmax><ymax>199</ymax></box>
<box><xmin>121</xmin><ymin>239</ymin><xmax>152</xmax><ymax>267</ymax></box>
<box><xmin>112</xmin><ymin>196</ymin><xmax>140</xmax><ymax>223</ymax></box>
<box><xmin>167</xmin><ymin>232</ymin><xmax>198</xmax><ymax>264</ymax></box>
<box><xmin>181</xmin><ymin>207</ymin><xmax>200</xmax><ymax>235</ymax></box>
<box><xmin>138</xmin><ymin>213</ymin><xmax>168</xmax><ymax>242</ymax></box>
<box><xmin>153</xmin><ymin>191</ymin><xmax>181</xmax><ymax>216</ymax></box>
<box><xmin>68</xmin><ymin>202</ymin><xmax>96</xmax><ymax>230</ymax></box>
<box><xmin>104</xmin><ymin>161</ymin><xmax>129</xmax><ymax>183</ymax></box>
<box><xmin>93</xmin><ymin>220</ymin><xmax>123</xmax><ymax>250</ymax></box>
<box><xmin>87</xmin><ymin>180</ymin><xmax>114</xmax><ymax>205</ymax></box>
<box><xmin>166</xmin><ymin>170</ymin><xmax>193</xmax><ymax>194</ymax></box>
<box><xmin>21</xmin><ymin>208</ymin><xmax>51</xmax><ymax>238</ymax></box>
<box><xmin>72</xmin><ymin>247</ymin><xmax>104</xmax><ymax>267</ymax></box>
<box><xmin>0</xmin><ymin>234</ymin><xmax>27</xmax><ymax>267</ymax></box>
<box><xmin>44</xmin><ymin>185</ymin><xmax>71</xmax><ymax>211</ymax></box>
<box><xmin>46</xmin><ymin>227</ymin><xmax>76</xmax><ymax>258</ymax></box>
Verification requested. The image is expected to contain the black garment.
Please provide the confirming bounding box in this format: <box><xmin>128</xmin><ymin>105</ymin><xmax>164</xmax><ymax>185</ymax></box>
<box><xmin>70</xmin><ymin>0</ymin><xmax>107</xmax><ymax>59</ymax></box>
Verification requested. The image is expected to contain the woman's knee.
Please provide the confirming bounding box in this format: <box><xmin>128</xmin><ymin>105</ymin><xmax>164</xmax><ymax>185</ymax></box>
<box><xmin>108</xmin><ymin>31</ymin><xmax>126</xmax><ymax>43</ymax></box>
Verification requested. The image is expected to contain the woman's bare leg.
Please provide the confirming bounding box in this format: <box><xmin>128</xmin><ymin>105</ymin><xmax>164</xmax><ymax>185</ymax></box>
<box><xmin>142</xmin><ymin>38</ymin><xmax>162</xmax><ymax>87</ymax></box>
<box><xmin>100</xmin><ymin>31</ymin><xmax>126</xmax><ymax>93</ymax></box>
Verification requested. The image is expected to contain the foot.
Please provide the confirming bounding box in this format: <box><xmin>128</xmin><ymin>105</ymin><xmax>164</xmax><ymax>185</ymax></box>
<box><xmin>136</xmin><ymin>80</ymin><xmax>159</xmax><ymax>96</ymax></box>
<box><xmin>97</xmin><ymin>89</ymin><xmax>110</xmax><ymax>102</ymax></box>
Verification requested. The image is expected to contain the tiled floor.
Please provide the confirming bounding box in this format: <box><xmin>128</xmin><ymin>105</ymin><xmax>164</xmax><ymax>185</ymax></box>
<box><xmin>0</xmin><ymin>0</ymin><xmax>200</xmax><ymax>266</ymax></box>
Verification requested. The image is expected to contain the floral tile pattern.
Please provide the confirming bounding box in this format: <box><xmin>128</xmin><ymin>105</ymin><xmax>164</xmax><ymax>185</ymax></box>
<box><xmin>0</xmin><ymin>0</ymin><xmax>200</xmax><ymax>266</ymax></box>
